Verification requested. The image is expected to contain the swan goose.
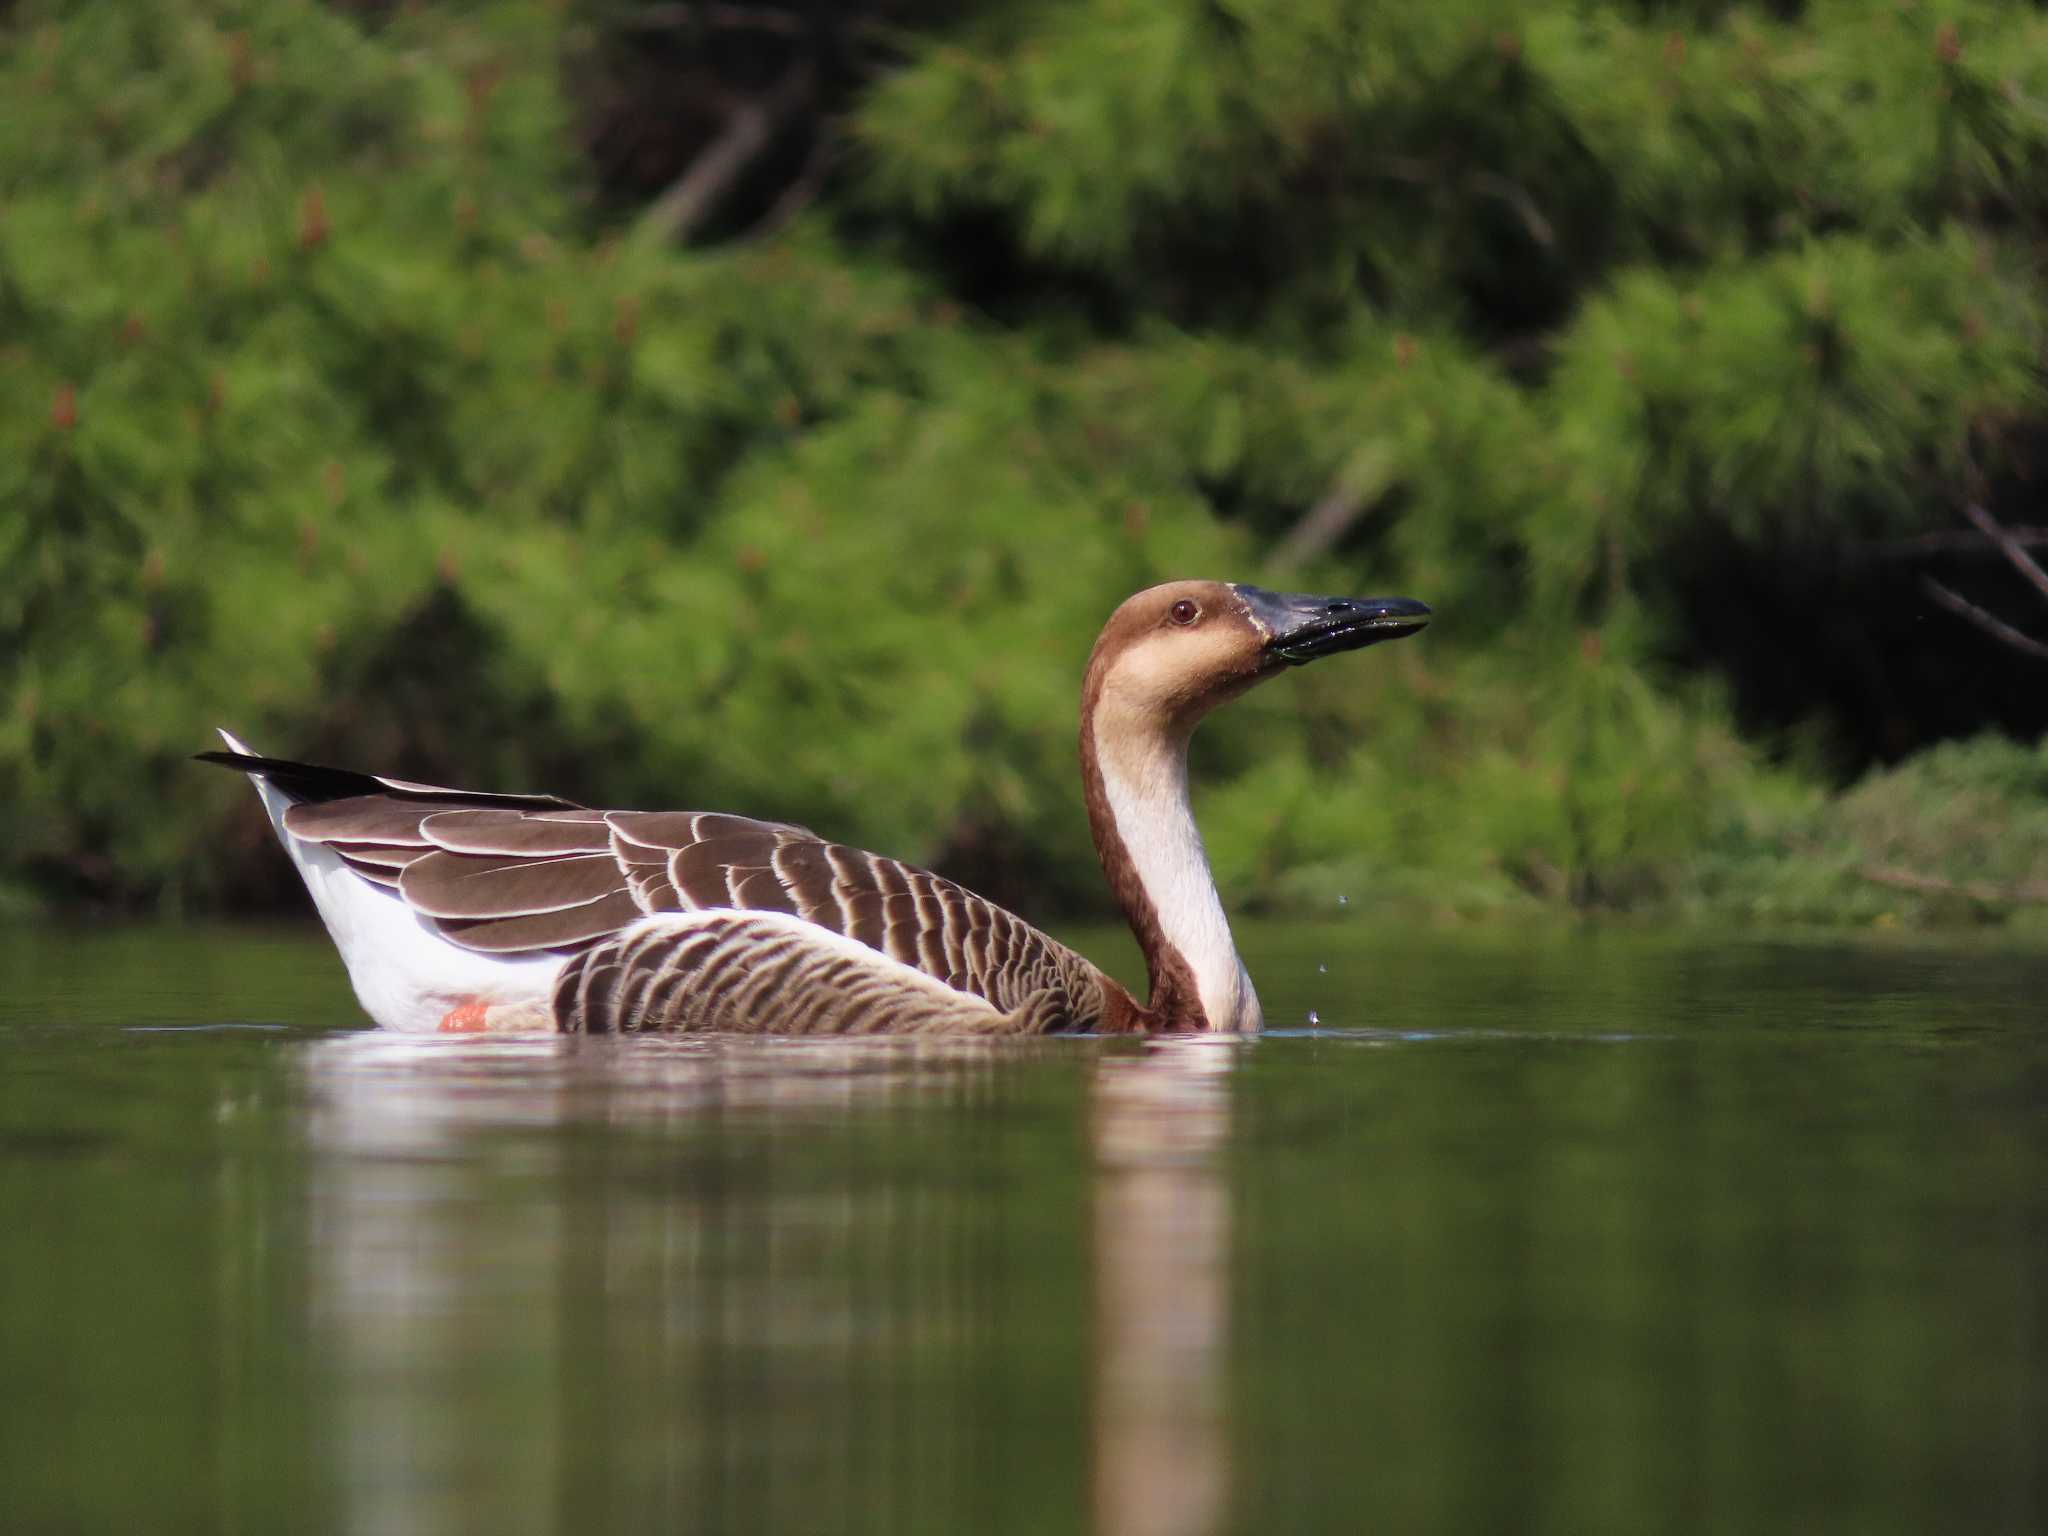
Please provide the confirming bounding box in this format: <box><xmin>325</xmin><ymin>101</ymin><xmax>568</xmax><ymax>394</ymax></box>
<box><xmin>201</xmin><ymin>580</ymin><xmax>1428</xmax><ymax>1034</ymax></box>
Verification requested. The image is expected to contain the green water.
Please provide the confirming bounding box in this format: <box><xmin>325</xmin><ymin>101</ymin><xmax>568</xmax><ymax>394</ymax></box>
<box><xmin>0</xmin><ymin>921</ymin><xmax>2042</xmax><ymax>1535</ymax></box>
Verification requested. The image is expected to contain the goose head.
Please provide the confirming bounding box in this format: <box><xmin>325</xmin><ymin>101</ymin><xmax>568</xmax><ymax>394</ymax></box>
<box><xmin>1081</xmin><ymin>578</ymin><xmax>1430</xmax><ymax>1034</ymax></box>
<box><xmin>1086</xmin><ymin>579</ymin><xmax>1432</xmax><ymax>735</ymax></box>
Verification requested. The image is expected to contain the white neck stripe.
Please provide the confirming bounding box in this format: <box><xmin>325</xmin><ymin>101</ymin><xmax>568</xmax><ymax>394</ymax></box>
<box><xmin>1092</xmin><ymin>715</ymin><xmax>1260</xmax><ymax>1034</ymax></box>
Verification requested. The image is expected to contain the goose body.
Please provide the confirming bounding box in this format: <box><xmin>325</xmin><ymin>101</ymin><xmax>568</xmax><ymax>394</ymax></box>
<box><xmin>204</xmin><ymin>581</ymin><xmax>1427</xmax><ymax>1034</ymax></box>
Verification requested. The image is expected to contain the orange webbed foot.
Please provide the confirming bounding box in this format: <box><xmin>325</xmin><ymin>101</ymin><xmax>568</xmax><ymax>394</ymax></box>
<box><xmin>437</xmin><ymin>999</ymin><xmax>491</xmax><ymax>1033</ymax></box>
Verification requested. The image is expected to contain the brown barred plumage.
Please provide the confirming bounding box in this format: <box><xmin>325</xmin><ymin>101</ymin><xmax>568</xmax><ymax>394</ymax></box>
<box><xmin>552</xmin><ymin>912</ymin><xmax>1095</xmax><ymax>1035</ymax></box>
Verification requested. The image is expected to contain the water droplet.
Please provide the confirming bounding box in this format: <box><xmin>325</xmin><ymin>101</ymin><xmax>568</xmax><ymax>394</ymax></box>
<box><xmin>1336</xmin><ymin>893</ymin><xmax>1349</xmax><ymax>907</ymax></box>
<box><xmin>1307</xmin><ymin>1009</ymin><xmax>1320</xmax><ymax>1026</ymax></box>
<box><xmin>1317</xmin><ymin>963</ymin><xmax>1328</xmax><ymax>974</ymax></box>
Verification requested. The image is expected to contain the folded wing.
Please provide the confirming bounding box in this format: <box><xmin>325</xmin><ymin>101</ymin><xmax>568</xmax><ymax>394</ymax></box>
<box><xmin>277</xmin><ymin>782</ymin><xmax>1098</xmax><ymax>1017</ymax></box>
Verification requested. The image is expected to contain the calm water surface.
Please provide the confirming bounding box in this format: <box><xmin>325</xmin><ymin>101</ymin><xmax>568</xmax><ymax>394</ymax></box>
<box><xmin>1</xmin><ymin>920</ymin><xmax>2042</xmax><ymax>1534</ymax></box>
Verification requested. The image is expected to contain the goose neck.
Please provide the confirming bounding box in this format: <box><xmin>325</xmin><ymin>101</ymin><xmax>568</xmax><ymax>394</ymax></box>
<box><xmin>1080</xmin><ymin>694</ymin><xmax>1259</xmax><ymax>1034</ymax></box>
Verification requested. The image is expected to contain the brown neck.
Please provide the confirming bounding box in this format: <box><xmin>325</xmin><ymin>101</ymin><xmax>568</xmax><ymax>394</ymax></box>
<box><xmin>1078</xmin><ymin>653</ymin><xmax>1252</xmax><ymax>1033</ymax></box>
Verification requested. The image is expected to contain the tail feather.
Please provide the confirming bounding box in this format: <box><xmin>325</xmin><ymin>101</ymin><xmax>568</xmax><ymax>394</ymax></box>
<box><xmin>195</xmin><ymin>729</ymin><xmax>577</xmax><ymax>811</ymax></box>
<box><xmin>195</xmin><ymin>748</ymin><xmax>415</xmax><ymax>808</ymax></box>
<box><xmin>203</xmin><ymin>729</ymin><xmax>301</xmax><ymax>841</ymax></box>
<box><xmin>199</xmin><ymin>727</ymin><xmax>565</xmax><ymax>1031</ymax></box>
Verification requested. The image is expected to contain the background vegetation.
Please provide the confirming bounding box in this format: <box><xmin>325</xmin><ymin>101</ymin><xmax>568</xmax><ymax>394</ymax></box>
<box><xmin>8</xmin><ymin>0</ymin><xmax>2048</xmax><ymax>926</ymax></box>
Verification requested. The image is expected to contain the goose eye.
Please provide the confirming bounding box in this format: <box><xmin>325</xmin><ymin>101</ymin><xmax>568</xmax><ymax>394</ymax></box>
<box><xmin>1169</xmin><ymin>600</ymin><xmax>1200</xmax><ymax>626</ymax></box>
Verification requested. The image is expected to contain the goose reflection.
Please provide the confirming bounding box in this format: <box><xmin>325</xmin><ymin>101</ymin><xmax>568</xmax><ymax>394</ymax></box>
<box><xmin>1092</xmin><ymin>1037</ymin><xmax>1237</xmax><ymax>1536</ymax></box>
<box><xmin>297</xmin><ymin>1029</ymin><xmax>1238</xmax><ymax>1535</ymax></box>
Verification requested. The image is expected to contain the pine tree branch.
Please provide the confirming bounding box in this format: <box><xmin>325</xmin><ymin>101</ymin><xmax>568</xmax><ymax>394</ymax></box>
<box><xmin>632</xmin><ymin>57</ymin><xmax>816</xmax><ymax>245</ymax></box>
<box><xmin>1919</xmin><ymin>574</ymin><xmax>2048</xmax><ymax>662</ymax></box>
<box><xmin>1269</xmin><ymin>481</ymin><xmax>1370</xmax><ymax>572</ymax></box>
<box><xmin>1963</xmin><ymin>501</ymin><xmax>2048</xmax><ymax>606</ymax></box>
<box><xmin>1367</xmin><ymin>156</ymin><xmax>1435</xmax><ymax>184</ymax></box>
<box><xmin>1468</xmin><ymin>171</ymin><xmax>1556</xmax><ymax>250</ymax></box>
<box><xmin>1868</xmin><ymin>526</ymin><xmax>2048</xmax><ymax>558</ymax></box>
<box><xmin>1366</xmin><ymin>159</ymin><xmax>1556</xmax><ymax>249</ymax></box>
<box><xmin>1855</xmin><ymin>863</ymin><xmax>2048</xmax><ymax>906</ymax></box>
<box><xmin>1267</xmin><ymin>445</ymin><xmax>1397</xmax><ymax>573</ymax></box>
<box><xmin>732</xmin><ymin>126</ymin><xmax>834</xmax><ymax>243</ymax></box>
<box><xmin>621</xmin><ymin>3</ymin><xmax>808</xmax><ymax>37</ymax></box>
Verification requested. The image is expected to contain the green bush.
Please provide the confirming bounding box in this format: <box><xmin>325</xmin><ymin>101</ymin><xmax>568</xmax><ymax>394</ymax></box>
<box><xmin>4</xmin><ymin>0</ymin><xmax>2045</xmax><ymax>924</ymax></box>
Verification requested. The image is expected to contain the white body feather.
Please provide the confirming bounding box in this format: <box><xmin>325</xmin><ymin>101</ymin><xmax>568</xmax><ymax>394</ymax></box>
<box><xmin>220</xmin><ymin>730</ymin><xmax>560</xmax><ymax>1032</ymax></box>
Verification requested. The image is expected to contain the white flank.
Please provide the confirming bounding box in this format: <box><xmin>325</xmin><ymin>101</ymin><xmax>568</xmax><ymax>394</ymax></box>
<box><xmin>219</xmin><ymin>729</ymin><xmax>562</xmax><ymax>1032</ymax></box>
<box><xmin>1092</xmin><ymin>723</ymin><xmax>1262</xmax><ymax>1034</ymax></box>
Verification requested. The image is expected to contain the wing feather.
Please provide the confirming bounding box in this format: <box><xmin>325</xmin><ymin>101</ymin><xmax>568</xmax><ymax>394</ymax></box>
<box><xmin>730</xmin><ymin>864</ymin><xmax>798</xmax><ymax>915</ymax></box>
<box><xmin>770</xmin><ymin>840</ymin><xmax>837</xmax><ymax>923</ymax></box>
<box><xmin>608</xmin><ymin>825</ymin><xmax>681</xmax><ymax>912</ymax></box>
<box><xmin>881</xmin><ymin>892</ymin><xmax>922</xmax><ymax>968</ymax></box>
<box><xmin>285</xmin><ymin>797</ymin><xmax>437</xmax><ymax>846</ymax></box>
<box><xmin>419</xmin><ymin>809</ymin><xmax>612</xmax><ymax>857</ymax></box>
<box><xmin>606</xmin><ymin>811</ymin><xmax>706</xmax><ymax>851</ymax></box>
<box><xmin>670</xmin><ymin>839</ymin><xmax>751</xmax><ymax>909</ymax></box>
<box><xmin>400</xmin><ymin>851</ymin><xmax>624</xmax><ymax>919</ymax></box>
<box><xmin>437</xmin><ymin>890</ymin><xmax>647</xmax><ymax>953</ymax></box>
<box><xmin>336</xmin><ymin>844</ymin><xmax>434</xmax><ymax>873</ymax></box>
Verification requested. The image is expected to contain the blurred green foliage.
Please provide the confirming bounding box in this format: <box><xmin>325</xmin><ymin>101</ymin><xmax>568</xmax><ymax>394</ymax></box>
<box><xmin>4</xmin><ymin>0</ymin><xmax>2047</xmax><ymax>923</ymax></box>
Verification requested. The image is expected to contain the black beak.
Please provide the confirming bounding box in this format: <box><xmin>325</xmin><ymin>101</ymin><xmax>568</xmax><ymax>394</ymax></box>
<box><xmin>1232</xmin><ymin>584</ymin><xmax>1432</xmax><ymax>665</ymax></box>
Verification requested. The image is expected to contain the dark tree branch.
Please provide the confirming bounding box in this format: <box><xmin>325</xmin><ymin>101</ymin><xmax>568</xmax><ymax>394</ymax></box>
<box><xmin>1468</xmin><ymin>171</ymin><xmax>1556</xmax><ymax>250</ymax></box>
<box><xmin>1856</xmin><ymin>863</ymin><xmax>2048</xmax><ymax>905</ymax></box>
<box><xmin>1963</xmin><ymin>501</ymin><xmax>2048</xmax><ymax>606</ymax></box>
<box><xmin>1869</xmin><ymin>526</ymin><xmax>2048</xmax><ymax>558</ymax></box>
<box><xmin>733</xmin><ymin>125</ymin><xmax>834</xmax><ymax>243</ymax></box>
<box><xmin>1919</xmin><ymin>574</ymin><xmax>2048</xmax><ymax>662</ymax></box>
<box><xmin>632</xmin><ymin>57</ymin><xmax>817</xmax><ymax>245</ymax></box>
<box><xmin>1368</xmin><ymin>156</ymin><xmax>1435</xmax><ymax>184</ymax></box>
<box><xmin>1270</xmin><ymin>481</ymin><xmax>1372</xmax><ymax>572</ymax></box>
<box><xmin>621</xmin><ymin>3</ymin><xmax>808</xmax><ymax>37</ymax></box>
<box><xmin>1268</xmin><ymin>446</ymin><xmax>1398</xmax><ymax>573</ymax></box>
<box><xmin>1366</xmin><ymin>159</ymin><xmax>1556</xmax><ymax>249</ymax></box>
